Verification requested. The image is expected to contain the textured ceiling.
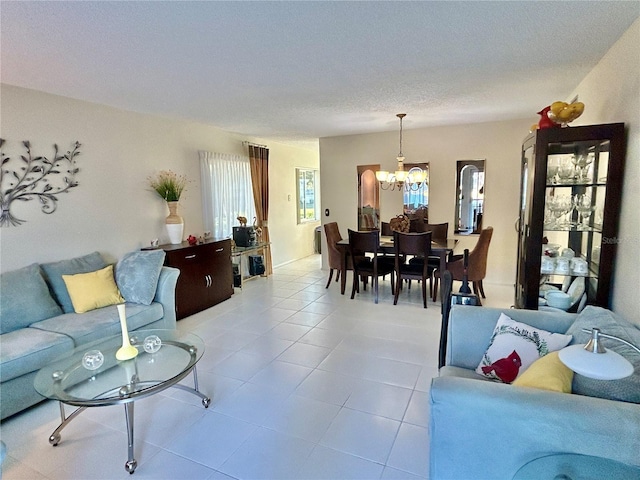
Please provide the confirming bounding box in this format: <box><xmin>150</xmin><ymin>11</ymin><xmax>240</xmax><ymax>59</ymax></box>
<box><xmin>1</xmin><ymin>1</ymin><xmax>639</xmax><ymax>149</ymax></box>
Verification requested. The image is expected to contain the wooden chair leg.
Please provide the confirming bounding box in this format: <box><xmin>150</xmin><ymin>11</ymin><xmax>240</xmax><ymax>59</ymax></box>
<box><xmin>374</xmin><ymin>275</ymin><xmax>379</xmax><ymax>304</ymax></box>
<box><xmin>393</xmin><ymin>278</ymin><xmax>400</xmax><ymax>305</ymax></box>
<box><xmin>432</xmin><ymin>272</ymin><xmax>439</xmax><ymax>302</ymax></box>
<box><xmin>351</xmin><ymin>270</ymin><xmax>359</xmax><ymax>299</ymax></box>
<box><xmin>336</xmin><ymin>269</ymin><xmax>341</xmax><ymax>282</ymax></box>
<box><xmin>326</xmin><ymin>269</ymin><xmax>334</xmax><ymax>289</ymax></box>
<box><xmin>421</xmin><ymin>276</ymin><xmax>428</xmax><ymax>309</ymax></box>
<box><xmin>478</xmin><ymin>280</ymin><xmax>486</xmax><ymax>298</ymax></box>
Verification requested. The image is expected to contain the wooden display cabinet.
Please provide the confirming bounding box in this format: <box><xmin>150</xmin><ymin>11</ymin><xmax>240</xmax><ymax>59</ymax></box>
<box><xmin>515</xmin><ymin>123</ymin><xmax>625</xmax><ymax>310</ymax></box>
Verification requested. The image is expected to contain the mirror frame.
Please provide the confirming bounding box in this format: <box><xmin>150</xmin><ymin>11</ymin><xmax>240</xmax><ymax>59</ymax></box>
<box><xmin>455</xmin><ymin>159</ymin><xmax>485</xmax><ymax>234</ymax></box>
<box><xmin>357</xmin><ymin>164</ymin><xmax>380</xmax><ymax>231</ymax></box>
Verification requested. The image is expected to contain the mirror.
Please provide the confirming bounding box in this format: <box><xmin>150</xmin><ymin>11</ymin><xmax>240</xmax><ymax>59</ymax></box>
<box><xmin>403</xmin><ymin>162</ymin><xmax>429</xmax><ymax>220</ymax></box>
<box><xmin>357</xmin><ymin>164</ymin><xmax>380</xmax><ymax>231</ymax></box>
<box><xmin>455</xmin><ymin>159</ymin><xmax>485</xmax><ymax>234</ymax></box>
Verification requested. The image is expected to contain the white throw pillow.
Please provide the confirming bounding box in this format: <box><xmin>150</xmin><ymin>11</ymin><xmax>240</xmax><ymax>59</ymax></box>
<box><xmin>476</xmin><ymin>313</ymin><xmax>573</xmax><ymax>383</ymax></box>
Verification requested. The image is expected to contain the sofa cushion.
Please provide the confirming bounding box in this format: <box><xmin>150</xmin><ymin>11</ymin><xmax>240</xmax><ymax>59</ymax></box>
<box><xmin>0</xmin><ymin>328</ymin><xmax>73</xmax><ymax>382</ymax></box>
<box><xmin>566</xmin><ymin>306</ymin><xmax>640</xmax><ymax>403</ymax></box>
<box><xmin>476</xmin><ymin>313</ymin><xmax>572</xmax><ymax>383</ymax></box>
<box><xmin>512</xmin><ymin>351</ymin><xmax>573</xmax><ymax>393</ymax></box>
<box><xmin>115</xmin><ymin>250</ymin><xmax>166</xmax><ymax>305</ymax></box>
<box><xmin>0</xmin><ymin>264</ymin><xmax>63</xmax><ymax>334</ymax></box>
<box><xmin>62</xmin><ymin>265</ymin><xmax>124</xmax><ymax>313</ymax></box>
<box><xmin>30</xmin><ymin>302</ymin><xmax>164</xmax><ymax>346</ymax></box>
<box><xmin>41</xmin><ymin>252</ymin><xmax>107</xmax><ymax>313</ymax></box>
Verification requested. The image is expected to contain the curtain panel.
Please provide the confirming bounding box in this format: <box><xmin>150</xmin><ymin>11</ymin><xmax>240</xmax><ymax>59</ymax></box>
<box><xmin>199</xmin><ymin>151</ymin><xmax>256</xmax><ymax>240</ymax></box>
<box><xmin>248</xmin><ymin>145</ymin><xmax>272</xmax><ymax>274</ymax></box>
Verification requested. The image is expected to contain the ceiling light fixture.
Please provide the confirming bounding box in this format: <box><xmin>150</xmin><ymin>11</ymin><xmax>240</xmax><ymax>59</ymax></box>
<box><xmin>376</xmin><ymin>113</ymin><xmax>427</xmax><ymax>192</ymax></box>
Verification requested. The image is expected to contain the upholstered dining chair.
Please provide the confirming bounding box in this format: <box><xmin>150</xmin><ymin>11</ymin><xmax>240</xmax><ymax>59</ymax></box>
<box><xmin>348</xmin><ymin>229</ymin><xmax>395</xmax><ymax>304</ymax></box>
<box><xmin>324</xmin><ymin>222</ymin><xmax>346</xmax><ymax>288</ymax></box>
<box><xmin>432</xmin><ymin>226</ymin><xmax>493</xmax><ymax>301</ymax></box>
<box><xmin>393</xmin><ymin>231</ymin><xmax>433</xmax><ymax>308</ymax></box>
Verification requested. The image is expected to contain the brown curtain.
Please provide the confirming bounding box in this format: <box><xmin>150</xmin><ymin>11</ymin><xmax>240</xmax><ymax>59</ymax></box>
<box><xmin>248</xmin><ymin>145</ymin><xmax>272</xmax><ymax>274</ymax></box>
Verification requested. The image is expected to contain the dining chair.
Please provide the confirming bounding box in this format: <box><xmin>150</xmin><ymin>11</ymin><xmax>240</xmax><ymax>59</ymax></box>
<box><xmin>393</xmin><ymin>231</ymin><xmax>433</xmax><ymax>308</ymax></box>
<box><xmin>432</xmin><ymin>226</ymin><xmax>493</xmax><ymax>301</ymax></box>
<box><xmin>408</xmin><ymin>222</ymin><xmax>449</xmax><ymax>294</ymax></box>
<box><xmin>348</xmin><ymin>229</ymin><xmax>395</xmax><ymax>304</ymax></box>
<box><xmin>324</xmin><ymin>222</ymin><xmax>346</xmax><ymax>288</ymax></box>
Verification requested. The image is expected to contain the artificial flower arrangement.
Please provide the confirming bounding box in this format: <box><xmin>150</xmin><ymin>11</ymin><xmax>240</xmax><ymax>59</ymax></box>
<box><xmin>148</xmin><ymin>170</ymin><xmax>187</xmax><ymax>202</ymax></box>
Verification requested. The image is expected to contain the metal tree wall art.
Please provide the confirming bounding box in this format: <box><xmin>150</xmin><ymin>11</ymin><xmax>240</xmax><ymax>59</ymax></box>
<box><xmin>0</xmin><ymin>139</ymin><xmax>81</xmax><ymax>227</ymax></box>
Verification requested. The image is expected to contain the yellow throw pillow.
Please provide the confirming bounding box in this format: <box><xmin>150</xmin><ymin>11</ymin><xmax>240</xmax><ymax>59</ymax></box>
<box><xmin>513</xmin><ymin>351</ymin><xmax>573</xmax><ymax>393</ymax></box>
<box><xmin>62</xmin><ymin>265</ymin><xmax>124</xmax><ymax>313</ymax></box>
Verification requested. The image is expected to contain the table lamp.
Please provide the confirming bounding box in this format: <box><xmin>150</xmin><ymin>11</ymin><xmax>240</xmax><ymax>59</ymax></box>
<box><xmin>558</xmin><ymin>328</ymin><xmax>639</xmax><ymax>380</ymax></box>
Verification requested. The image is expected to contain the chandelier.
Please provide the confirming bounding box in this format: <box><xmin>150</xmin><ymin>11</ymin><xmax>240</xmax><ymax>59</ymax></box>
<box><xmin>375</xmin><ymin>113</ymin><xmax>427</xmax><ymax>191</ymax></box>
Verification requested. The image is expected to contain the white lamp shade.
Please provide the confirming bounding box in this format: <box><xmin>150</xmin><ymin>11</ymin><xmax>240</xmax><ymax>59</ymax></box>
<box><xmin>376</xmin><ymin>171</ymin><xmax>389</xmax><ymax>182</ymax></box>
<box><xmin>559</xmin><ymin>344</ymin><xmax>634</xmax><ymax>380</ymax></box>
<box><xmin>395</xmin><ymin>170</ymin><xmax>408</xmax><ymax>182</ymax></box>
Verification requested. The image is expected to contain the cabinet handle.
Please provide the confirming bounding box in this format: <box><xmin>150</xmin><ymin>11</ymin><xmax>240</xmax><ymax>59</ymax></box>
<box><xmin>215</xmin><ymin>248</ymin><xmax>224</xmax><ymax>252</ymax></box>
<box><xmin>185</xmin><ymin>254</ymin><xmax>197</xmax><ymax>259</ymax></box>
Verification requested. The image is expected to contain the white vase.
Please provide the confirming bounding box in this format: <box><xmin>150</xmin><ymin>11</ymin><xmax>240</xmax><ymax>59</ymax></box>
<box><xmin>166</xmin><ymin>201</ymin><xmax>184</xmax><ymax>244</ymax></box>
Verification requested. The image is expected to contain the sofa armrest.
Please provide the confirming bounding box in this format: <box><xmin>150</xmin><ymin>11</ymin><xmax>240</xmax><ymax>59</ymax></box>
<box><xmin>429</xmin><ymin>376</ymin><xmax>640</xmax><ymax>480</ymax></box>
<box><xmin>446</xmin><ymin>306</ymin><xmax>577</xmax><ymax>369</ymax></box>
<box><xmin>152</xmin><ymin>266</ymin><xmax>180</xmax><ymax>329</ymax></box>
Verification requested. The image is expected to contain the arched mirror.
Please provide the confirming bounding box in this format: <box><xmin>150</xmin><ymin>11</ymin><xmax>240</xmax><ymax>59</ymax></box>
<box><xmin>455</xmin><ymin>159</ymin><xmax>485</xmax><ymax>234</ymax></box>
<box><xmin>357</xmin><ymin>164</ymin><xmax>380</xmax><ymax>231</ymax></box>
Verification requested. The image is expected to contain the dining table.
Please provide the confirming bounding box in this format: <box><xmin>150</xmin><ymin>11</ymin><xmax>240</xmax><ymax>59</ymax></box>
<box><xmin>335</xmin><ymin>235</ymin><xmax>458</xmax><ymax>297</ymax></box>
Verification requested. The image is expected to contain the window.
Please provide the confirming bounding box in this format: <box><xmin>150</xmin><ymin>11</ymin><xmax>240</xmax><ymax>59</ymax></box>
<box><xmin>297</xmin><ymin>168</ymin><xmax>319</xmax><ymax>223</ymax></box>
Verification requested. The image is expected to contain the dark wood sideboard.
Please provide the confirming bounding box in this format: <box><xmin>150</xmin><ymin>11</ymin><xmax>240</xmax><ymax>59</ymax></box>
<box><xmin>161</xmin><ymin>239</ymin><xmax>233</xmax><ymax>319</ymax></box>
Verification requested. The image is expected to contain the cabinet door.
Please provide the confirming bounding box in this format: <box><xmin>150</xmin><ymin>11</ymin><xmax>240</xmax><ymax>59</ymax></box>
<box><xmin>165</xmin><ymin>245</ymin><xmax>210</xmax><ymax>319</ymax></box>
<box><xmin>515</xmin><ymin>137</ymin><xmax>539</xmax><ymax>308</ymax></box>
<box><xmin>204</xmin><ymin>240</ymin><xmax>233</xmax><ymax>305</ymax></box>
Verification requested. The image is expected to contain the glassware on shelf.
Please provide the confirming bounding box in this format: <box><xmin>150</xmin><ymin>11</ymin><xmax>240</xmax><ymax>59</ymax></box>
<box><xmin>571</xmin><ymin>153</ymin><xmax>594</xmax><ymax>183</ymax></box>
<box><xmin>546</xmin><ymin>194</ymin><xmax>573</xmax><ymax>229</ymax></box>
<box><xmin>557</xmin><ymin>158</ymin><xmax>575</xmax><ymax>184</ymax></box>
<box><xmin>547</xmin><ymin>158</ymin><xmax>560</xmax><ymax>184</ymax></box>
<box><xmin>574</xmin><ymin>194</ymin><xmax>595</xmax><ymax>230</ymax></box>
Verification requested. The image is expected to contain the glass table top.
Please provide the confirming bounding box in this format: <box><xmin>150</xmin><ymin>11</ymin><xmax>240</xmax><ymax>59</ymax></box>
<box><xmin>34</xmin><ymin>329</ymin><xmax>204</xmax><ymax>407</ymax></box>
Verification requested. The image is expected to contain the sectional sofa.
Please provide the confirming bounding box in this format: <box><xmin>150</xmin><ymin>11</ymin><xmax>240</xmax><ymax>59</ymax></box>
<box><xmin>0</xmin><ymin>251</ymin><xmax>179</xmax><ymax>420</ymax></box>
<box><xmin>429</xmin><ymin>305</ymin><xmax>640</xmax><ymax>480</ymax></box>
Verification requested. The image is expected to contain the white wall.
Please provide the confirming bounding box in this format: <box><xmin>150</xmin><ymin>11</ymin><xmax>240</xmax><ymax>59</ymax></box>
<box><xmin>320</xmin><ymin>118</ymin><xmax>532</xmax><ymax>288</ymax></box>
<box><xmin>568</xmin><ymin>18</ymin><xmax>640</xmax><ymax>323</ymax></box>
<box><xmin>0</xmin><ymin>85</ymin><xmax>319</xmax><ymax>272</ymax></box>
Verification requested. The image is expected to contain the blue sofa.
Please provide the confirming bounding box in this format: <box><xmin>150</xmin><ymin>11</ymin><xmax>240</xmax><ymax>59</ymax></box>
<box><xmin>429</xmin><ymin>305</ymin><xmax>640</xmax><ymax>480</ymax></box>
<box><xmin>0</xmin><ymin>252</ymin><xmax>179</xmax><ymax>420</ymax></box>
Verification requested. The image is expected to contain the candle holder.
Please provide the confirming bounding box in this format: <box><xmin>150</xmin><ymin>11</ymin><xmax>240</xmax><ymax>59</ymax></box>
<box><xmin>115</xmin><ymin>304</ymin><xmax>138</xmax><ymax>361</ymax></box>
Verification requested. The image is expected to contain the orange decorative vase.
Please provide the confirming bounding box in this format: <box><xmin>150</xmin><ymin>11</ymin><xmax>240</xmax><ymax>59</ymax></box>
<box><xmin>165</xmin><ymin>201</ymin><xmax>184</xmax><ymax>244</ymax></box>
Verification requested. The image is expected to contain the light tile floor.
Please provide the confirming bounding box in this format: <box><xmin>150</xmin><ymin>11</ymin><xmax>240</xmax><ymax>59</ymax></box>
<box><xmin>0</xmin><ymin>255</ymin><xmax>514</xmax><ymax>480</ymax></box>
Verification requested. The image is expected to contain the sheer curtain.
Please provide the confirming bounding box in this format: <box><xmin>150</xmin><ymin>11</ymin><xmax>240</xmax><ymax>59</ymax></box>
<box><xmin>199</xmin><ymin>151</ymin><xmax>256</xmax><ymax>239</ymax></box>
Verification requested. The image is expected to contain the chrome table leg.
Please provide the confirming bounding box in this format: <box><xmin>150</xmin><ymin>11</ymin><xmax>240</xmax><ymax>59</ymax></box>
<box><xmin>124</xmin><ymin>402</ymin><xmax>137</xmax><ymax>474</ymax></box>
<box><xmin>48</xmin><ymin>402</ymin><xmax>87</xmax><ymax>446</ymax></box>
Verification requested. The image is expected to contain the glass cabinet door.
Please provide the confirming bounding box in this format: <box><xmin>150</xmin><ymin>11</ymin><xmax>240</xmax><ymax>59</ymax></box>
<box><xmin>515</xmin><ymin>123</ymin><xmax>625</xmax><ymax>310</ymax></box>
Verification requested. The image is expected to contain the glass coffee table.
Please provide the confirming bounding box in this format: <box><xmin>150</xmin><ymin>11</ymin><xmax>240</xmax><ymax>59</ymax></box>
<box><xmin>34</xmin><ymin>329</ymin><xmax>210</xmax><ymax>474</ymax></box>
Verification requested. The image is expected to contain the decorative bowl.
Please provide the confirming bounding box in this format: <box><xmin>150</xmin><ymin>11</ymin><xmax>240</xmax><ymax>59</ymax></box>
<box><xmin>545</xmin><ymin>291</ymin><xmax>571</xmax><ymax>310</ymax></box>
